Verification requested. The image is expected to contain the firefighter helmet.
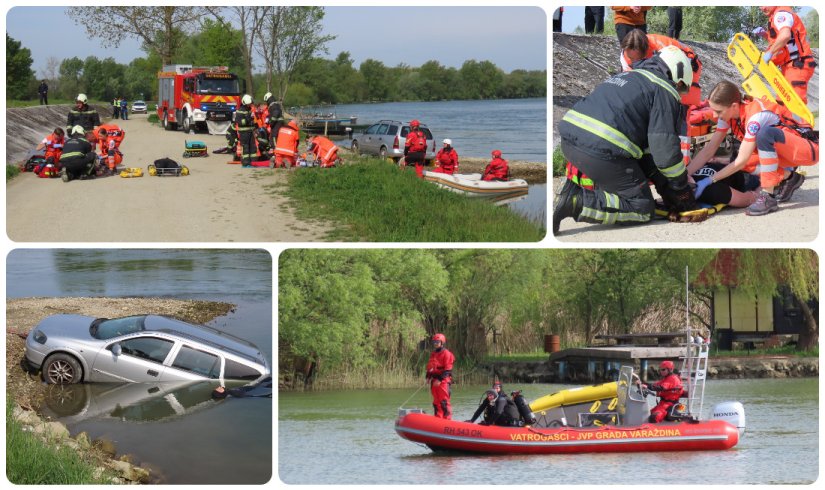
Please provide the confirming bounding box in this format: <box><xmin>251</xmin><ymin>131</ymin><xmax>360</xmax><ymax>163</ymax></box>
<box><xmin>71</xmin><ymin>125</ymin><xmax>85</xmax><ymax>136</ymax></box>
<box><xmin>443</xmin><ymin>139</ymin><xmax>452</xmax><ymax>145</ymax></box>
<box><xmin>660</xmin><ymin>360</ymin><xmax>675</xmax><ymax>371</ymax></box>
<box><xmin>242</xmin><ymin>94</ymin><xmax>253</xmax><ymax>105</ymax></box>
<box><xmin>264</xmin><ymin>92</ymin><xmax>273</xmax><ymax>102</ymax></box>
<box><xmin>657</xmin><ymin>45</ymin><xmax>693</xmax><ymax>90</ymax></box>
<box><xmin>432</xmin><ymin>333</ymin><xmax>446</xmax><ymax>343</ymax></box>
<box><xmin>76</xmin><ymin>93</ymin><xmax>88</xmax><ymax>104</ymax></box>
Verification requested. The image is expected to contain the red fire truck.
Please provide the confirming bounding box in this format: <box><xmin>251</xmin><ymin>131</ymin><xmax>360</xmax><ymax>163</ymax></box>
<box><xmin>157</xmin><ymin>65</ymin><xmax>241</xmax><ymax>135</ymax></box>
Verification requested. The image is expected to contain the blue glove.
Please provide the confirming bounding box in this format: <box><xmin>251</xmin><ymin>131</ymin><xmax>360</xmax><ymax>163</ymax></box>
<box><xmin>762</xmin><ymin>51</ymin><xmax>773</xmax><ymax>63</ymax></box>
<box><xmin>694</xmin><ymin>178</ymin><xmax>712</xmax><ymax>198</ymax></box>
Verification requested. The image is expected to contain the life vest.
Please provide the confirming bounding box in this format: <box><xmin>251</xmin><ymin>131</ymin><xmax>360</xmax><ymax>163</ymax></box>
<box><xmin>767</xmin><ymin>7</ymin><xmax>812</xmax><ymax>66</ymax></box>
<box><xmin>435</xmin><ymin>148</ymin><xmax>459</xmax><ymax>173</ymax></box>
<box><xmin>405</xmin><ymin>129</ymin><xmax>427</xmax><ymax>153</ymax></box>
<box><xmin>95</xmin><ymin>124</ymin><xmax>125</xmax><ymax>147</ymax></box>
<box><xmin>310</xmin><ymin>136</ymin><xmax>339</xmax><ymax>167</ymax></box>
<box><xmin>482</xmin><ymin>157</ymin><xmax>509</xmax><ymax>181</ymax></box>
<box><xmin>274</xmin><ymin>126</ymin><xmax>300</xmax><ymax>157</ymax></box>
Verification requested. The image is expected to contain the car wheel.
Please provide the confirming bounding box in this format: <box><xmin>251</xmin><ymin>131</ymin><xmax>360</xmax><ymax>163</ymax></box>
<box><xmin>379</xmin><ymin>146</ymin><xmax>388</xmax><ymax>160</ymax></box>
<box><xmin>351</xmin><ymin>140</ymin><xmax>360</xmax><ymax>155</ymax></box>
<box><xmin>43</xmin><ymin>353</ymin><xmax>82</xmax><ymax>385</ymax></box>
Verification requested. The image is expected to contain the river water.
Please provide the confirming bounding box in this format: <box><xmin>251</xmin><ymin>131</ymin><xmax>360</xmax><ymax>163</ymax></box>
<box><xmin>6</xmin><ymin>249</ymin><xmax>273</xmax><ymax>484</ymax></box>
<box><xmin>332</xmin><ymin>98</ymin><xmax>547</xmax><ymax>163</ymax></box>
<box><xmin>278</xmin><ymin>378</ymin><xmax>818</xmax><ymax>484</ymax></box>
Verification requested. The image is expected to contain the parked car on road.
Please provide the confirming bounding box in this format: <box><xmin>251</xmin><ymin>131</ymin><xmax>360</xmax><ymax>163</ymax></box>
<box><xmin>25</xmin><ymin>314</ymin><xmax>270</xmax><ymax>384</ymax></box>
<box><xmin>131</xmin><ymin>100</ymin><xmax>147</xmax><ymax>114</ymax></box>
<box><xmin>350</xmin><ymin>120</ymin><xmax>436</xmax><ymax>163</ymax></box>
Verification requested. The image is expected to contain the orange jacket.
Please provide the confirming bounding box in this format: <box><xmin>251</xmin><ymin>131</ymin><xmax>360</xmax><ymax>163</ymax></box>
<box><xmin>612</xmin><ymin>6</ymin><xmax>651</xmax><ymax>26</ymax></box>
<box><xmin>310</xmin><ymin>136</ymin><xmax>339</xmax><ymax>167</ymax></box>
<box><xmin>767</xmin><ymin>7</ymin><xmax>812</xmax><ymax>66</ymax></box>
<box><xmin>41</xmin><ymin>133</ymin><xmax>65</xmax><ymax>161</ymax></box>
<box><xmin>274</xmin><ymin>126</ymin><xmax>300</xmax><ymax>157</ymax></box>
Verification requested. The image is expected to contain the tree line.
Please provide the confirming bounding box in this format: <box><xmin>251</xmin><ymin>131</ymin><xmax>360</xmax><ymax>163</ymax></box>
<box><xmin>279</xmin><ymin>249</ymin><xmax>818</xmax><ymax>389</ymax></box>
<box><xmin>7</xmin><ymin>6</ymin><xmax>545</xmax><ymax>104</ymax></box>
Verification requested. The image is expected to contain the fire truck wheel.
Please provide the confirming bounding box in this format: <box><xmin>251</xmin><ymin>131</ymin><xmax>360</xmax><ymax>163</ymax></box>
<box><xmin>182</xmin><ymin>114</ymin><xmax>191</xmax><ymax>134</ymax></box>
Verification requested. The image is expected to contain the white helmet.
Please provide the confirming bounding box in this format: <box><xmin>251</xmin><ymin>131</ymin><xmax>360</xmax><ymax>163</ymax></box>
<box><xmin>264</xmin><ymin>92</ymin><xmax>273</xmax><ymax>101</ymax></box>
<box><xmin>71</xmin><ymin>125</ymin><xmax>85</xmax><ymax>136</ymax></box>
<box><xmin>242</xmin><ymin>94</ymin><xmax>253</xmax><ymax>105</ymax></box>
<box><xmin>443</xmin><ymin>139</ymin><xmax>452</xmax><ymax>145</ymax></box>
<box><xmin>657</xmin><ymin>45</ymin><xmax>693</xmax><ymax>89</ymax></box>
<box><xmin>76</xmin><ymin>93</ymin><xmax>88</xmax><ymax>103</ymax></box>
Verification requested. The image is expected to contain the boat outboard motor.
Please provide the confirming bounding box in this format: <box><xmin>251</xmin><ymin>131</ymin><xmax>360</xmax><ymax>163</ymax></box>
<box><xmin>712</xmin><ymin>401</ymin><xmax>746</xmax><ymax>437</ymax></box>
<box><xmin>511</xmin><ymin>391</ymin><xmax>536</xmax><ymax>425</ymax></box>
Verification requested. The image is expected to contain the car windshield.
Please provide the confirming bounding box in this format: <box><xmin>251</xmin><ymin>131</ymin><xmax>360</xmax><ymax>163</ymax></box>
<box><xmin>91</xmin><ymin>315</ymin><xmax>147</xmax><ymax>340</ymax></box>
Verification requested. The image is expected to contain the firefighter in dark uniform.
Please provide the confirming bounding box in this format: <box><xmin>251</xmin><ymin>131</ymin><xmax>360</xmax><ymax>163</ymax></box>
<box><xmin>553</xmin><ymin>45</ymin><xmax>697</xmax><ymax>234</ymax></box>
<box><xmin>264</xmin><ymin>92</ymin><xmax>285</xmax><ymax>149</ymax></box>
<box><xmin>66</xmin><ymin>93</ymin><xmax>101</xmax><ymax>134</ymax></box>
<box><xmin>59</xmin><ymin>125</ymin><xmax>97</xmax><ymax>182</ymax></box>
<box><xmin>234</xmin><ymin>94</ymin><xmax>257</xmax><ymax>167</ymax></box>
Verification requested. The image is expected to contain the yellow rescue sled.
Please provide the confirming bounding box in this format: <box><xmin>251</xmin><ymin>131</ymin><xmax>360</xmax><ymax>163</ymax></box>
<box><xmin>727</xmin><ymin>32</ymin><xmax>813</xmax><ymax>126</ymax></box>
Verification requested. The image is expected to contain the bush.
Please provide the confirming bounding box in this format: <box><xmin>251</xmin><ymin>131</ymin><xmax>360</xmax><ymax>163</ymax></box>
<box><xmin>7</xmin><ymin>164</ymin><xmax>21</xmax><ymax>180</ymax></box>
<box><xmin>552</xmin><ymin>145</ymin><xmax>566</xmax><ymax>177</ymax></box>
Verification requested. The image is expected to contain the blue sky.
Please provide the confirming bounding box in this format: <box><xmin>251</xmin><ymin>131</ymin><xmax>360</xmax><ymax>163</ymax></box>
<box><xmin>4</xmin><ymin>6</ymin><xmax>547</xmax><ymax>77</ymax></box>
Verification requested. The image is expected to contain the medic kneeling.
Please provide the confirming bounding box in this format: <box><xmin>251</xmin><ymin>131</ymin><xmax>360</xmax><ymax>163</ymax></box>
<box><xmin>307</xmin><ymin>135</ymin><xmax>340</xmax><ymax>168</ymax></box>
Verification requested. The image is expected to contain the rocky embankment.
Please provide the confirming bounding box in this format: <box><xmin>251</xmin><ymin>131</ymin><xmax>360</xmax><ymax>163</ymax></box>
<box><xmin>6</xmin><ymin>297</ymin><xmax>235</xmax><ymax>484</ymax></box>
<box><xmin>552</xmin><ymin>33</ymin><xmax>820</xmax><ymax>143</ymax></box>
<box><xmin>6</xmin><ymin>104</ymin><xmax>112</xmax><ymax>164</ymax></box>
<box><xmin>480</xmin><ymin>356</ymin><xmax>819</xmax><ymax>384</ymax></box>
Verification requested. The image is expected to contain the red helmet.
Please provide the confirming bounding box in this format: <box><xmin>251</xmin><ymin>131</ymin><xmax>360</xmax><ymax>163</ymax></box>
<box><xmin>432</xmin><ymin>333</ymin><xmax>446</xmax><ymax>343</ymax></box>
<box><xmin>660</xmin><ymin>360</ymin><xmax>675</xmax><ymax>371</ymax></box>
<box><xmin>492</xmin><ymin>149</ymin><xmax>502</xmax><ymax>158</ymax></box>
<box><xmin>410</xmin><ymin>119</ymin><xmax>420</xmax><ymax>128</ymax></box>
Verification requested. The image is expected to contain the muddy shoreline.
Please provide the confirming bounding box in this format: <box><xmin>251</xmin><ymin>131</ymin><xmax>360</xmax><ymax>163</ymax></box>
<box><xmin>6</xmin><ymin>297</ymin><xmax>234</xmax><ymax>484</ymax></box>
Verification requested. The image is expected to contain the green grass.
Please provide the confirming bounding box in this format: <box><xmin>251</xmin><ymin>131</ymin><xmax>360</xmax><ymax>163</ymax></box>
<box><xmin>6</xmin><ymin>98</ymin><xmax>108</xmax><ymax>108</ymax></box>
<box><xmin>711</xmin><ymin>345</ymin><xmax>818</xmax><ymax>358</ymax></box>
<box><xmin>7</xmin><ymin>164</ymin><xmax>21</xmax><ymax>181</ymax></box>
<box><xmin>277</xmin><ymin>159</ymin><xmax>545</xmax><ymax>242</ymax></box>
<box><xmin>6</xmin><ymin>399</ymin><xmax>117</xmax><ymax>484</ymax></box>
<box><xmin>484</xmin><ymin>352</ymin><xmax>549</xmax><ymax>362</ymax></box>
<box><xmin>552</xmin><ymin>145</ymin><xmax>565</xmax><ymax>177</ymax></box>
<box><xmin>147</xmin><ymin>113</ymin><xmax>159</xmax><ymax>124</ymax></box>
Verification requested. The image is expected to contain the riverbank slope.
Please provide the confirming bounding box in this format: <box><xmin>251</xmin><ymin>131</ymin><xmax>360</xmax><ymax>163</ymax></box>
<box><xmin>5</xmin><ymin>297</ymin><xmax>235</xmax><ymax>484</ymax></box>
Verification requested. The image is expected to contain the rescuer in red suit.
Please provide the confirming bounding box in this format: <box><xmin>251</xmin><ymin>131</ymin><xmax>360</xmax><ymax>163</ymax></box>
<box><xmin>404</xmin><ymin>119</ymin><xmax>428</xmax><ymax>178</ymax></box>
<box><xmin>426</xmin><ymin>333</ymin><xmax>455</xmax><ymax>420</ymax></box>
<box><xmin>640</xmin><ymin>360</ymin><xmax>684</xmax><ymax>423</ymax></box>
<box><xmin>433</xmin><ymin>139</ymin><xmax>459</xmax><ymax>174</ymax></box>
<box><xmin>482</xmin><ymin>149</ymin><xmax>509</xmax><ymax>181</ymax></box>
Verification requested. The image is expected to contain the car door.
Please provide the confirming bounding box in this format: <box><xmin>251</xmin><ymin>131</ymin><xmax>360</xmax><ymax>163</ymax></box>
<box><xmin>161</xmin><ymin>344</ymin><xmax>222</xmax><ymax>382</ymax></box>
<box><xmin>373</xmin><ymin>123</ymin><xmax>392</xmax><ymax>152</ymax></box>
<box><xmin>361</xmin><ymin>124</ymin><xmax>380</xmax><ymax>154</ymax></box>
<box><xmin>90</xmin><ymin>336</ymin><xmax>174</xmax><ymax>382</ymax></box>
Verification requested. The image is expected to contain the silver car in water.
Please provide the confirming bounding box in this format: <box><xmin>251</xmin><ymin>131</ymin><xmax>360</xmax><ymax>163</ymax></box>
<box><xmin>25</xmin><ymin>314</ymin><xmax>270</xmax><ymax>384</ymax></box>
<box><xmin>350</xmin><ymin>119</ymin><xmax>437</xmax><ymax>163</ymax></box>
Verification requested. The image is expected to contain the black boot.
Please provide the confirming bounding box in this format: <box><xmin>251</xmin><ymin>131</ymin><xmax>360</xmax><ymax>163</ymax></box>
<box><xmin>553</xmin><ymin>179</ymin><xmax>583</xmax><ymax>234</ymax></box>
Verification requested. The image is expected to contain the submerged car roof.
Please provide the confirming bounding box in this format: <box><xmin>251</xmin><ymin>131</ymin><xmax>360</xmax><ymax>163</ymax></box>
<box><xmin>144</xmin><ymin>315</ymin><xmax>266</xmax><ymax>364</ymax></box>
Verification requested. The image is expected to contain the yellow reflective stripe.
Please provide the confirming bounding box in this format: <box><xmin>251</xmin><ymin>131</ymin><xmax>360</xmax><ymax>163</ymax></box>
<box><xmin>563</xmin><ymin>110</ymin><xmax>643</xmax><ymax>159</ymax></box>
<box><xmin>634</xmin><ymin>69</ymin><xmax>680</xmax><ymax>101</ymax></box>
<box><xmin>581</xmin><ymin>206</ymin><xmax>650</xmax><ymax>224</ymax></box>
<box><xmin>60</xmin><ymin>152</ymin><xmax>84</xmax><ymax>159</ymax></box>
<box><xmin>659</xmin><ymin>161</ymin><xmax>686</xmax><ymax>179</ymax></box>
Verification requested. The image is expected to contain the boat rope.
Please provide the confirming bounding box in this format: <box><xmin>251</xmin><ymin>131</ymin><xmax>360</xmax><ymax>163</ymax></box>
<box><xmin>399</xmin><ymin>382</ymin><xmax>428</xmax><ymax>409</ymax></box>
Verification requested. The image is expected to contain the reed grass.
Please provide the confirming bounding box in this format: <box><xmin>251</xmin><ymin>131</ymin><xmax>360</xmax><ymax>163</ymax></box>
<box><xmin>276</xmin><ymin>159</ymin><xmax>545</xmax><ymax>242</ymax></box>
<box><xmin>7</xmin><ymin>164</ymin><xmax>22</xmax><ymax>180</ymax></box>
